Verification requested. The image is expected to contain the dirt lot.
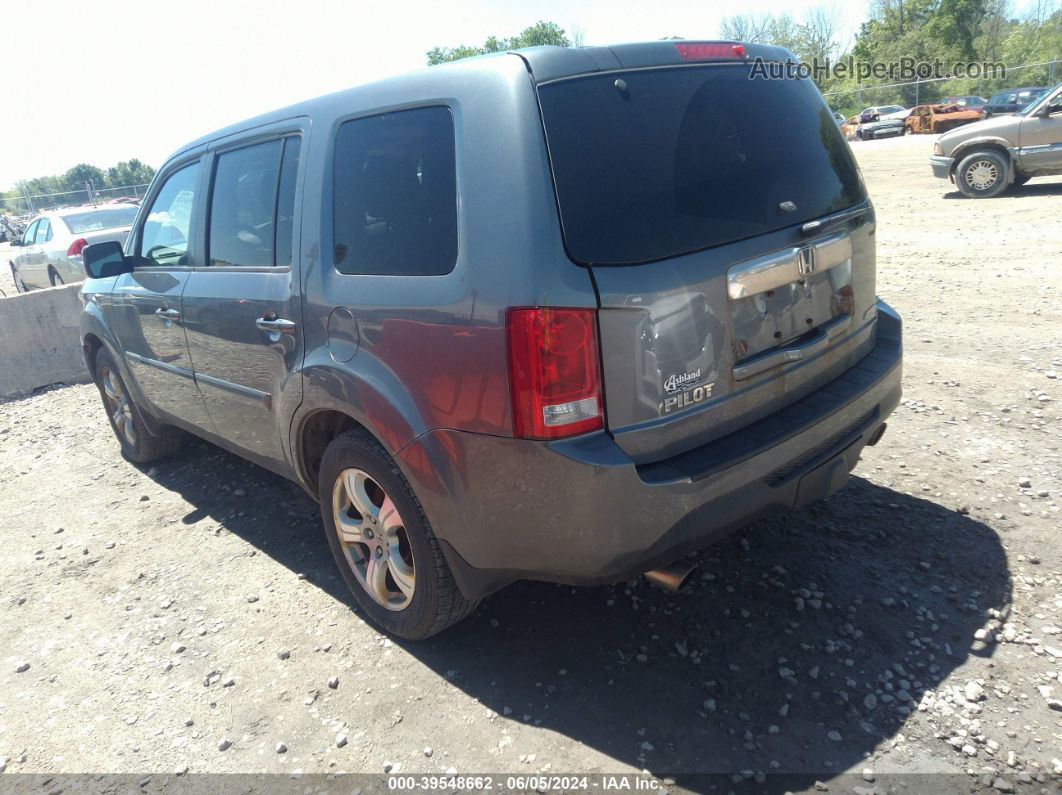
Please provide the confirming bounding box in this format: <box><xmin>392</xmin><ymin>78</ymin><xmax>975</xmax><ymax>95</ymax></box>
<box><xmin>1</xmin><ymin>134</ymin><xmax>1060</xmax><ymax>792</ymax></box>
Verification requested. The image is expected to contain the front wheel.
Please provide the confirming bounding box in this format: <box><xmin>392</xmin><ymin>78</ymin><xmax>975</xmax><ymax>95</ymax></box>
<box><xmin>955</xmin><ymin>150</ymin><xmax>1010</xmax><ymax>198</ymax></box>
<box><xmin>319</xmin><ymin>429</ymin><xmax>478</xmax><ymax>639</ymax></box>
<box><xmin>93</xmin><ymin>347</ymin><xmax>182</xmax><ymax>463</ymax></box>
<box><xmin>10</xmin><ymin>263</ymin><xmax>27</xmax><ymax>293</ymax></box>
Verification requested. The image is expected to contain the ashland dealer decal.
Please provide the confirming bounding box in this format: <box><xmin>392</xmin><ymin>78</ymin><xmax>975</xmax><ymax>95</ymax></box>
<box><xmin>662</xmin><ymin>369</ymin><xmax>714</xmax><ymax>414</ymax></box>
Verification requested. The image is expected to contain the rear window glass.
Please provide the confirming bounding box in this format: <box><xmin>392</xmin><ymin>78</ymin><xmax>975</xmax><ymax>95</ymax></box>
<box><xmin>538</xmin><ymin>64</ymin><xmax>866</xmax><ymax>265</ymax></box>
<box><xmin>62</xmin><ymin>206</ymin><xmax>138</xmax><ymax>234</ymax></box>
<box><xmin>333</xmin><ymin>106</ymin><xmax>457</xmax><ymax>276</ymax></box>
<box><xmin>209</xmin><ymin>140</ymin><xmax>282</xmax><ymax>268</ymax></box>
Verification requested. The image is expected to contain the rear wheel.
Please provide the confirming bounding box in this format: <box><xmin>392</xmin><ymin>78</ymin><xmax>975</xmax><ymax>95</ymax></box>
<box><xmin>94</xmin><ymin>347</ymin><xmax>182</xmax><ymax>463</ymax></box>
<box><xmin>48</xmin><ymin>267</ymin><xmax>64</xmax><ymax>287</ymax></box>
<box><xmin>955</xmin><ymin>150</ymin><xmax>1009</xmax><ymax>198</ymax></box>
<box><xmin>319</xmin><ymin>429</ymin><xmax>478</xmax><ymax>639</ymax></box>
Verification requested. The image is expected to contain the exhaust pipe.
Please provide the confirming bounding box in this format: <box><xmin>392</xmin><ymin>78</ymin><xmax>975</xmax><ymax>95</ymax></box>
<box><xmin>644</xmin><ymin>560</ymin><xmax>698</xmax><ymax>592</ymax></box>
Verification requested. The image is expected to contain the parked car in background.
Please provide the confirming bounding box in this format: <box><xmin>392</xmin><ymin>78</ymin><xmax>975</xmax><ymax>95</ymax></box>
<box><xmin>937</xmin><ymin>95</ymin><xmax>987</xmax><ymax>113</ymax></box>
<box><xmin>930</xmin><ymin>83</ymin><xmax>1062</xmax><ymax>197</ymax></box>
<box><xmin>905</xmin><ymin>103</ymin><xmax>983</xmax><ymax>134</ymax></box>
<box><xmin>78</xmin><ymin>39</ymin><xmax>901</xmax><ymax>640</ymax></box>
<box><xmin>7</xmin><ymin>202</ymin><xmax>138</xmax><ymax>291</ymax></box>
<box><xmin>857</xmin><ymin>114</ymin><xmax>906</xmax><ymax>140</ymax></box>
<box><xmin>858</xmin><ymin>104</ymin><xmax>905</xmax><ymax>123</ymax></box>
<box><xmin>831</xmin><ymin>110</ymin><xmax>845</xmax><ymax>126</ymax></box>
<box><xmin>983</xmin><ymin>87</ymin><xmax>1049</xmax><ymax>116</ymax></box>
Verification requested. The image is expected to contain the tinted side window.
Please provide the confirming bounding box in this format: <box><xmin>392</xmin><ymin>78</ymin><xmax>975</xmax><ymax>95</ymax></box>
<box><xmin>209</xmin><ymin>140</ymin><xmax>281</xmax><ymax>268</ymax></box>
<box><xmin>140</xmin><ymin>162</ymin><xmax>200</xmax><ymax>267</ymax></box>
<box><xmin>333</xmin><ymin>106</ymin><xmax>457</xmax><ymax>276</ymax></box>
<box><xmin>274</xmin><ymin>137</ymin><xmax>301</xmax><ymax>268</ymax></box>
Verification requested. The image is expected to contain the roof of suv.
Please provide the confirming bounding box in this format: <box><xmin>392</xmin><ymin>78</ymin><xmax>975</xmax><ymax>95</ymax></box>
<box><xmin>169</xmin><ymin>41</ymin><xmax>796</xmax><ymax>163</ymax></box>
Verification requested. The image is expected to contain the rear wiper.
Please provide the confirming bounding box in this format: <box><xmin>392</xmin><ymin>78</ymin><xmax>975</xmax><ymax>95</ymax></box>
<box><xmin>800</xmin><ymin>203</ymin><xmax>871</xmax><ymax>237</ymax></box>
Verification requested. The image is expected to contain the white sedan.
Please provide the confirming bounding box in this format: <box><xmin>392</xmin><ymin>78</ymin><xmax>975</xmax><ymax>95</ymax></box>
<box><xmin>8</xmin><ymin>203</ymin><xmax>138</xmax><ymax>291</ymax></box>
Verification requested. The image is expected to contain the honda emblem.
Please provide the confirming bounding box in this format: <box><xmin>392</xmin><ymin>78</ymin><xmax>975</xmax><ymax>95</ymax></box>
<box><xmin>798</xmin><ymin>246</ymin><xmax>816</xmax><ymax>276</ymax></box>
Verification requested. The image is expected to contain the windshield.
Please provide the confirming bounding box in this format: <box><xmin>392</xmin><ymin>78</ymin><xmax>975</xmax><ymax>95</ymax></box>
<box><xmin>1016</xmin><ymin>87</ymin><xmax>1057</xmax><ymax>116</ymax></box>
<box><xmin>61</xmin><ymin>206</ymin><xmax>138</xmax><ymax>234</ymax></box>
<box><xmin>538</xmin><ymin>64</ymin><xmax>865</xmax><ymax>265</ymax></box>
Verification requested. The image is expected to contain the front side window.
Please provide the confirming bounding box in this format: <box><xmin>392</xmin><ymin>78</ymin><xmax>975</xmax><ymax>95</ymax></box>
<box><xmin>139</xmin><ymin>162</ymin><xmax>200</xmax><ymax>267</ymax></box>
<box><xmin>208</xmin><ymin>140</ymin><xmax>282</xmax><ymax>267</ymax></box>
<box><xmin>333</xmin><ymin>106</ymin><xmax>457</xmax><ymax>276</ymax></box>
<box><xmin>22</xmin><ymin>220</ymin><xmax>39</xmax><ymax>244</ymax></box>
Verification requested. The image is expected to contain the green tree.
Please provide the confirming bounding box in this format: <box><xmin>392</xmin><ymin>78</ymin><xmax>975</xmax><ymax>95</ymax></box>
<box><xmin>61</xmin><ymin>163</ymin><xmax>105</xmax><ymax>193</ymax></box>
<box><xmin>104</xmin><ymin>159</ymin><xmax>156</xmax><ymax>189</ymax></box>
<box><xmin>427</xmin><ymin>20</ymin><xmax>572</xmax><ymax>65</ymax></box>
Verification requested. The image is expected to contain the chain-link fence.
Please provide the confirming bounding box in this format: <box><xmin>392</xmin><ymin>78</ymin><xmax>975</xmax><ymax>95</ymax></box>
<box><xmin>823</xmin><ymin>58</ymin><xmax>1061</xmax><ymax>114</ymax></box>
<box><xmin>1</xmin><ymin>182</ymin><xmax>151</xmax><ymax>217</ymax></box>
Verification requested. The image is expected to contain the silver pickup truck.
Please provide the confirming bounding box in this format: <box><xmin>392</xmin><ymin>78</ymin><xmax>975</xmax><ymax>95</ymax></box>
<box><xmin>930</xmin><ymin>83</ymin><xmax>1062</xmax><ymax>197</ymax></box>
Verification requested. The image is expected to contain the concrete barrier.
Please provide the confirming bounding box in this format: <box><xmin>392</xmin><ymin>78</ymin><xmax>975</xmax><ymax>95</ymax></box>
<box><xmin>0</xmin><ymin>283</ymin><xmax>90</xmax><ymax>398</ymax></box>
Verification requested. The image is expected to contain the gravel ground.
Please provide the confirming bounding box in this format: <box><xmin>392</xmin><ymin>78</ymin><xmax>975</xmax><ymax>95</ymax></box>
<box><xmin>1</xmin><ymin>134</ymin><xmax>1060</xmax><ymax>792</ymax></box>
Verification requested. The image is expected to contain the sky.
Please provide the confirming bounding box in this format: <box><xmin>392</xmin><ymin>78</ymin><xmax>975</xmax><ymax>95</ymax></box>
<box><xmin>0</xmin><ymin>0</ymin><xmax>874</xmax><ymax>190</ymax></box>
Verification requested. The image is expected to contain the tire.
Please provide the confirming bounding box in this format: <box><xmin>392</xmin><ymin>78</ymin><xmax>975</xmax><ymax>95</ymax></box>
<box><xmin>93</xmin><ymin>347</ymin><xmax>182</xmax><ymax>463</ymax></box>
<box><xmin>955</xmin><ymin>150</ymin><xmax>1010</xmax><ymax>199</ymax></box>
<box><xmin>319</xmin><ymin>429</ymin><xmax>478</xmax><ymax>639</ymax></box>
<box><xmin>48</xmin><ymin>267</ymin><xmax>64</xmax><ymax>287</ymax></box>
<box><xmin>10</xmin><ymin>263</ymin><xmax>26</xmax><ymax>293</ymax></box>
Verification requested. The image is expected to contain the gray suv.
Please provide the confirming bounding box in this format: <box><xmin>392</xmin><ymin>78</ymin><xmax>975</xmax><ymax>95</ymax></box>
<box><xmin>79</xmin><ymin>41</ymin><xmax>902</xmax><ymax>639</ymax></box>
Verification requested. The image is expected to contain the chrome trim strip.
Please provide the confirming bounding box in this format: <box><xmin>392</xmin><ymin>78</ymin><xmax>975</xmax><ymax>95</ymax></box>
<box><xmin>727</xmin><ymin>232</ymin><xmax>852</xmax><ymax>300</ymax></box>
<box><xmin>125</xmin><ymin>351</ymin><xmax>194</xmax><ymax>379</ymax></box>
<box><xmin>194</xmin><ymin>371</ymin><xmax>272</xmax><ymax>408</ymax></box>
<box><xmin>732</xmin><ymin>313</ymin><xmax>853</xmax><ymax>381</ymax></box>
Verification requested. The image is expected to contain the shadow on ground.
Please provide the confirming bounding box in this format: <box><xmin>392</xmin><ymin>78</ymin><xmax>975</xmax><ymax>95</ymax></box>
<box><xmin>153</xmin><ymin>436</ymin><xmax>1012</xmax><ymax>790</ymax></box>
<box><xmin>943</xmin><ymin>179</ymin><xmax>1062</xmax><ymax>200</ymax></box>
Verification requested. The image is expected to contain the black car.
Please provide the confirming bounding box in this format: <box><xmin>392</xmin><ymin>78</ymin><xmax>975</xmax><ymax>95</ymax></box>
<box><xmin>983</xmin><ymin>87</ymin><xmax>1049</xmax><ymax>116</ymax></box>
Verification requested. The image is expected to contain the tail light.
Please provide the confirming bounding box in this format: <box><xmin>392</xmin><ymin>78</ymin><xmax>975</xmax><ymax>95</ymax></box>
<box><xmin>67</xmin><ymin>238</ymin><xmax>88</xmax><ymax>258</ymax></box>
<box><xmin>506</xmin><ymin>308</ymin><xmax>604</xmax><ymax>439</ymax></box>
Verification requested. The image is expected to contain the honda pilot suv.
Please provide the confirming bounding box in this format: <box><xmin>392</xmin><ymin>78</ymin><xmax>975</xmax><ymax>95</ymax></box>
<box><xmin>79</xmin><ymin>41</ymin><xmax>902</xmax><ymax>639</ymax></box>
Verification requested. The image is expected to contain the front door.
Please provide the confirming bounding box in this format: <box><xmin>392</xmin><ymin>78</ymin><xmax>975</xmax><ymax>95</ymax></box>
<box><xmin>180</xmin><ymin>134</ymin><xmax>304</xmax><ymax>471</ymax></box>
<box><xmin>109</xmin><ymin>158</ymin><xmax>214</xmax><ymax>430</ymax></box>
<box><xmin>1018</xmin><ymin>89</ymin><xmax>1062</xmax><ymax>173</ymax></box>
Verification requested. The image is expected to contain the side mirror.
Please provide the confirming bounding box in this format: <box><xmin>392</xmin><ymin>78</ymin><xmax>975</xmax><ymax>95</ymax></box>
<box><xmin>1040</xmin><ymin>102</ymin><xmax>1062</xmax><ymax>117</ymax></box>
<box><xmin>83</xmin><ymin>240</ymin><xmax>132</xmax><ymax>279</ymax></box>
<box><xmin>9</xmin><ymin>237</ymin><xmax>21</xmax><ymax>247</ymax></box>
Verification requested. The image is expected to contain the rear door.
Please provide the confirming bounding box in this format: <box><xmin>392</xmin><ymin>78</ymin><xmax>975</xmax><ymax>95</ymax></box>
<box><xmin>537</xmin><ymin>57</ymin><xmax>878</xmax><ymax>464</ymax></box>
<box><xmin>108</xmin><ymin>157</ymin><xmax>214</xmax><ymax>430</ymax></box>
<box><xmin>180</xmin><ymin>132</ymin><xmax>304</xmax><ymax>471</ymax></box>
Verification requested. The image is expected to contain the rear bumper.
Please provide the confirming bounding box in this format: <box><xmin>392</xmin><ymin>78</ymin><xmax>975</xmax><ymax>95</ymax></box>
<box><xmin>930</xmin><ymin>154</ymin><xmax>954</xmax><ymax>179</ymax></box>
<box><xmin>399</xmin><ymin>301</ymin><xmax>903</xmax><ymax>600</ymax></box>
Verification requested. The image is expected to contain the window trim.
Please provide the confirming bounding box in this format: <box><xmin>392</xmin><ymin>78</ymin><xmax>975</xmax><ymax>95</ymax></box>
<box><xmin>203</xmin><ymin>132</ymin><xmax>302</xmax><ymax>271</ymax></box>
<box><xmin>329</xmin><ymin>103</ymin><xmax>459</xmax><ymax>277</ymax></box>
<box><xmin>132</xmin><ymin>154</ymin><xmax>205</xmax><ymax>272</ymax></box>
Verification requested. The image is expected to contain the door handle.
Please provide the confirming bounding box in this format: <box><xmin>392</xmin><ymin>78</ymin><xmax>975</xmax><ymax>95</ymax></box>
<box><xmin>155</xmin><ymin>307</ymin><xmax>180</xmax><ymax>321</ymax></box>
<box><xmin>256</xmin><ymin>316</ymin><xmax>297</xmax><ymax>334</ymax></box>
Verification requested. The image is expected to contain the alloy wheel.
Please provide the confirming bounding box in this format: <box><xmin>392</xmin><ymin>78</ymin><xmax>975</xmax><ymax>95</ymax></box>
<box><xmin>964</xmin><ymin>159</ymin><xmax>999</xmax><ymax>191</ymax></box>
<box><xmin>100</xmin><ymin>366</ymin><xmax>136</xmax><ymax>446</ymax></box>
<box><xmin>331</xmin><ymin>468</ymin><xmax>416</xmax><ymax>610</ymax></box>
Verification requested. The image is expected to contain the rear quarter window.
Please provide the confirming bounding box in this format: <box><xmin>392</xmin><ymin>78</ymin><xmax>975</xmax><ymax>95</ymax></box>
<box><xmin>332</xmin><ymin>106</ymin><xmax>458</xmax><ymax>276</ymax></box>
